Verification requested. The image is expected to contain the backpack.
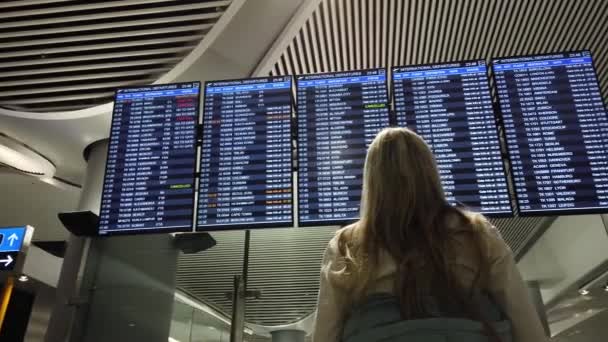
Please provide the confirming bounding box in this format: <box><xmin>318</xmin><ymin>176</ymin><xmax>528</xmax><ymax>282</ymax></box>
<box><xmin>342</xmin><ymin>294</ymin><xmax>512</xmax><ymax>342</ymax></box>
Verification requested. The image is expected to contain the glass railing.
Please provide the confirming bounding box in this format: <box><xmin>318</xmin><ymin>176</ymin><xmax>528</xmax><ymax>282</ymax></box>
<box><xmin>170</xmin><ymin>290</ymin><xmax>269</xmax><ymax>342</ymax></box>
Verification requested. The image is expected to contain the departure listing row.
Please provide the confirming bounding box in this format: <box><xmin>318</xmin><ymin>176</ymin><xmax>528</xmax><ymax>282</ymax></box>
<box><xmin>494</xmin><ymin>51</ymin><xmax>608</xmax><ymax>215</ymax></box>
<box><xmin>97</xmin><ymin>50</ymin><xmax>608</xmax><ymax>235</ymax></box>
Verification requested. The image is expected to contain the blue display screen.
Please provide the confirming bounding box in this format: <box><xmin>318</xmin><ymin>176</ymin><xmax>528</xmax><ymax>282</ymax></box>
<box><xmin>393</xmin><ymin>61</ymin><xmax>512</xmax><ymax>216</ymax></box>
<box><xmin>296</xmin><ymin>69</ymin><xmax>390</xmax><ymax>226</ymax></box>
<box><xmin>99</xmin><ymin>82</ymin><xmax>200</xmax><ymax>235</ymax></box>
<box><xmin>493</xmin><ymin>51</ymin><xmax>608</xmax><ymax>215</ymax></box>
<box><xmin>197</xmin><ymin>76</ymin><xmax>294</xmax><ymax>230</ymax></box>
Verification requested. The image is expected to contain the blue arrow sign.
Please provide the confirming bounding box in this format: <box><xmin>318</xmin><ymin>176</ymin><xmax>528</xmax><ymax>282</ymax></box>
<box><xmin>0</xmin><ymin>227</ymin><xmax>27</xmax><ymax>253</ymax></box>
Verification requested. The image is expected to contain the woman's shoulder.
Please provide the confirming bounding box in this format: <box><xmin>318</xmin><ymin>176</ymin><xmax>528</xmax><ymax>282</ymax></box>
<box><xmin>452</xmin><ymin>210</ymin><xmax>512</xmax><ymax>261</ymax></box>
<box><xmin>325</xmin><ymin>223</ymin><xmax>358</xmax><ymax>258</ymax></box>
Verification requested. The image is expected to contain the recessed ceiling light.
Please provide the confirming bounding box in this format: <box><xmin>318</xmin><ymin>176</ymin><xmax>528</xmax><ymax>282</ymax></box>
<box><xmin>604</xmin><ymin>285</ymin><xmax>608</xmax><ymax>292</ymax></box>
<box><xmin>18</xmin><ymin>275</ymin><xmax>28</xmax><ymax>282</ymax></box>
<box><xmin>579</xmin><ymin>289</ymin><xmax>590</xmax><ymax>296</ymax></box>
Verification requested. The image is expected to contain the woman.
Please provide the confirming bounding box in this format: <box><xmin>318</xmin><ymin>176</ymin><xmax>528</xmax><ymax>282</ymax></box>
<box><xmin>313</xmin><ymin>127</ymin><xmax>547</xmax><ymax>342</ymax></box>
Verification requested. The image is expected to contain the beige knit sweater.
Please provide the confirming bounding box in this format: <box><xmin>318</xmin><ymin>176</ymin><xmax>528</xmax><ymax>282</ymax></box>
<box><xmin>312</xmin><ymin>225</ymin><xmax>548</xmax><ymax>342</ymax></box>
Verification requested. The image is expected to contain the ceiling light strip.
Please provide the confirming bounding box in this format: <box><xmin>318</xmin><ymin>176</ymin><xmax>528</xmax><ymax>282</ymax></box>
<box><xmin>0</xmin><ymin>0</ymin><xmax>231</xmax><ymax>24</ymax></box>
<box><xmin>429</xmin><ymin>0</ymin><xmax>442</xmax><ymax>63</ymax></box>
<box><xmin>0</xmin><ymin>58</ymin><xmax>180</xmax><ymax>78</ymax></box>
<box><xmin>0</xmin><ymin>68</ymin><xmax>169</xmax><ymax>87</ymax></box>
<box><xmin>0</xmin><ymin>34</ymin><xmax>204</xmax><ymax>59</ymax></box>
<box><xmin>384</xmin><ymin>0</ymin><xmax>395</xmax><ymax>69</ymax></box>
<box><xmin>1</xmin><ymin>92</ymin><xmax>116</xmax><ymax>105</ymax></box>
<box><xmin>0</xmin><ymin>24</ymin><xmax>211</xmax><ymax>50</ymax></box>
<box><xmin>397</xmin><ymin>0</ymin><xmax>407</xmax><ymax>65</ymax></box>
<box><xmin>341</xmin><ymin>0</ymin><xmax>352</xmax><ymax>71</ymax></box>
<box><xmin>366</xmin><ymin>0</ymin><xmax>374</xmax><ymax>67</ymax></box>
<box><xmin>321</xmin><ymin>1</ymin><xmax>334</xmax><ymax>72</ymax></box>
<box><xmin>525</xmin><ymin>0</ymin><xmax>550</xmax><ymax>55</ymax></box>
<box><xmin>312</xmin><ymin>10</ymin><xmax>327</xmax><ymax>72</ymax></box>
<box><xmin>353</xmin><ymin>0</ymin><xmax>361</xmax><ymax>69</ymax></box>
<box><xmin>291</xmin><ymin>33</ymin><xmax>305</xmax><ymax>75</ymax></box>
<box><xmin>0</xmin><ymin>47</ymin><xmax>193</xmax><ymax>69</ymax></box>
<box><xmin>301</xmin><ymin>21</ymin><xmax>315</xmax><ymax>74</ymax></box>
<box><xmin>391</xmin><ymin>0</ymin><xmax>402</xmax><ymax>66</ymax></box>
<box><xmin>0</xmin><ymin>0</ymin><xmax>70</xmax><ymax>9</ymax></box>
<box><xmin>0</xmin><ymin>79</ymin><xmax>157</xmax><ymax>97</ymax></box>
<box><xmin>0</xmin><ymin>13</ymin><xmax>220</xmax><ymax>40</ymax></box>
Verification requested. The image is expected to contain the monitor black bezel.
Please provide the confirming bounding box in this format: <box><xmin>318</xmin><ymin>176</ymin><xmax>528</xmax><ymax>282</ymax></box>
<box><xmin>98</xmin><ymin>81</ymin><xmax>202</xmax><ymax>236</ymax></box>
<box><xmin>195</xmin><ymin>75</ymin><xmax>296</xmax><ymax>232</ymax></box>
<box><xmin>298</xmin><ymin>218</ymin><xmax>359</xmax><ymax>229</ymax></box>
<box><xmin>391</xmin><ymin>59</ymin><xmax>515</xmax><ymax>217</ymax></box>
<box><xmin>294</xmin><ymin>67</ymin><xmax>391</xmax><ymax>227</ymax></box>
<box><xmin>491</xmin><ymin>49</ymin><xmax>608</xmax><ymax>217</ymax></box>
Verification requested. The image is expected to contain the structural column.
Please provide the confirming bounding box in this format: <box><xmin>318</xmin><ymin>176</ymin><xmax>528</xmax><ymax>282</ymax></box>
<box><xmin>45</xmin><ymin>139</ymin><xmax>108</xmax><ymax>342</ymax></box>
<box><xmin>271</xmin><ymin>329</ymin><xmax>306</xmax><ymax>342</ymax></box>
<box><xmin>81</xmin><ymin>233</ymin><xmax>179</xmax><ymax>341</ymax></box>
<box><xmin>46</xmin><ymin>140</ymin><xmax>180</xmax><ymax>342</ymax></box>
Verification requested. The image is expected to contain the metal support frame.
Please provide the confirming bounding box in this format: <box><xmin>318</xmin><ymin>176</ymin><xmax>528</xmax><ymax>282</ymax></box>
<box><xmin>230</xmin><ymin>230</ymin><xmax>251</xmax><ymax>342</ymax></box>
<box><xmin>527</xmin><ymin>280</ymin><xmax>550</xmax><ymax>337</ymax></box>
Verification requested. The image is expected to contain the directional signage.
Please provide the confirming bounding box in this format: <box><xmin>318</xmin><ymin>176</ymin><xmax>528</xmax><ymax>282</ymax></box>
<box><xmin>0</xmin><ymin>226</ymin><xmax>33</xmax><ymax>273</ymax></box>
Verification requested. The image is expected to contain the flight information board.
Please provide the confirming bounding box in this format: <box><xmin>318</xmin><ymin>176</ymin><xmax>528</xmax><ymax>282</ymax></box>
<box><xmin>393</xmin><ymin>61</ymin><xmax>512</xmax><ymax>216</ymax></box>
<box><xmin>494</xmin><ymin>51</ymin><xmax>608</xmax><ymax>215</ymax></box>
<box><xmin>297</xmin><ymin>69</ymin><xmax>390</xmax><ymax>226</ymax></box>
<box><xmin>197</xmin><ymin>76</ymin><xmax>293</xmax><ymax>230</ymax></box>
<box><xmin>99</xmin><ymin>82</ymin><xmax>200</xmax><ymax>235</ymax></box>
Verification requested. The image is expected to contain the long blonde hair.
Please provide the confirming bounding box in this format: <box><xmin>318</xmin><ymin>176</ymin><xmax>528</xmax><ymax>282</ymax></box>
<box><xmin>334</xmin><ymin>127</ymin><xmax>497</xmax><ymax>332</ymax></box>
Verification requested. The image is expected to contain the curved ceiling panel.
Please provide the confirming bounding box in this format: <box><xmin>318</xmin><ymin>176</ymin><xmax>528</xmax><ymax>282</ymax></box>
<box><xmin>0</xmin><ymin>0</ymin><xmax>232</xmax><ymax>113</ymax></box>
<box><xmin>0</xmin><ymin>133</ymin><xmax>55</xmax><ymax>177</ymax></box>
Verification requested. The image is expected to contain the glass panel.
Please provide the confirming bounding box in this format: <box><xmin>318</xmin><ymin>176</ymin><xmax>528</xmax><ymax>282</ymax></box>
<box><xmin>247</xmin><ymin>227</ymin><xmax>337</xmax><ymax>334</ymax></box>
<box><xmin>191</xmin><ymin>308</ymin><xmax>226</xmax><ymax>342</ymax></box>
<box><xmin>170</xmin><ymin>300</ymin><xmax>193</xmax><ymax>342</ymax></box>
<box><xmin>177</xmin><ymin>230</ymin><xmax>246</xmax><ymax>317</ymax></box>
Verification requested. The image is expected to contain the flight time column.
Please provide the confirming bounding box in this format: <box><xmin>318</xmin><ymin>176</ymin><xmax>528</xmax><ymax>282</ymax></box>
<box><xmin>99</xmin><ymin>96</ymin><xmax>134</xmax><ymax>234</ymax></box>
<box><xmin>495</xmin><ymin>64</ymin><xmax>544</xmax><ymax>211</ymax></box>
<box><xmin>198</xmin><ymin>87</ymin><xmax>223</xmax><ymax>226</ymax></box>
<box><xmin>297</xmin><ymin>78</ymin><xmax>333</xmax><ymax>223</ymax></box>
<box><xmin>130</xmin><ymin>88</ymin><xmax>198</xmax><ymax>230</ymax></box>
<box><xmin>558</xmin><ymin>58</ymin><xmax>608</xmax><ymax>208</ymax></box>
<box><xmin>263</xmin><ymin>81</ymin><xmax>293</xmax><ymax>224</ymax></box>
<box><xmin>460</xmin><ymin>67</ymin><xmax>510</xmax><ymax>213</ymax></box>
<box><xmin>394</xmin><ymin>71</ymin><xmax>433</xmax><ymax>141</ymax></box>
<box><xmin>163</xmin><ymin>89</ymin><xmax>198</xmax><ymax>227</ymax></box>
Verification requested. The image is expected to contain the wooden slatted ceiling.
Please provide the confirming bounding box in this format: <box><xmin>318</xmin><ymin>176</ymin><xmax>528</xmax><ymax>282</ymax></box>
<box><xmin>270</xmin><ymin>0</ymin><xmax>608</xmax><ymax>87</ymax></box>
<box><xmin>0</xmin><ymin>0</ymin><xmax>232</xmax><ymax>113</ymax></box>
